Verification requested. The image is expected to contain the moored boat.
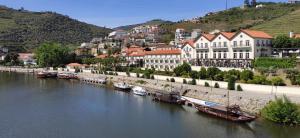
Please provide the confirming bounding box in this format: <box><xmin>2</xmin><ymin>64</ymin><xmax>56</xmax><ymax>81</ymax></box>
<box><xmin>114</xmin><ymin>82</ymin><xmax>131</xmax><ymax>92</ymax></box>
<box><xmin>132</xmin><ymin>86</ymin><xmax>147</xmax><ymax>96</ymax></box>
<box><xmin>37</xmin><ymin>71</ymin><xmax>58</xmax><ymax>78</ymax></box>
<box><xmin>57</xmin><ymin>72</ymin><xmax>78</xmax><ymax>79</ymax></box>
<box><xmin>153</xmin><ymin>91</ymin><xmax>185</xmax><ymax>105</ymax></box>
<box><xmin>193</xmin><ymin>100</ymin><xmax>256</xmax><ymax>122</ymax></box>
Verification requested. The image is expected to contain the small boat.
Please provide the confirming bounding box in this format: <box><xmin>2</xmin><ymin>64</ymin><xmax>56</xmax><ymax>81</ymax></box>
<box><xmin>114</xmin><ymin>82</ymin><xmax>131</xmax><ymax>92</ymax></box>
<box><xmin>96</xmin><ymin>77</ymin><xmax>107</xmax><ymax>84</ymax></box>
<box><xmin>58</xmin><ymin>72</ymin><xmax>78</xmax><ymax>79</ymax></box>
<box><xmin>153</xmin><ymin>91</ymin><xmax>185</xmax><ymax>105</ymax></box>
<box><xmin>37</xmin><ymin>71</ymin><xmax>58</xmax><ymax>78</ymax></box>
<box><xmin>132</xmin><ymin>86</ymin><xmax>147</xmax><ymax>96</ymax></box>
<box><xmin>194</xmin><ymin>103</ymin><xmax>256</xmax><ymax>122</ymax></box>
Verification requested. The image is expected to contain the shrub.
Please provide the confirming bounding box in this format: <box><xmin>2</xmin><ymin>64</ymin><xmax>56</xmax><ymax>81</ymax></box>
<box><xmin>109</xmin><ymin>72</ymin><xmax>114</xmax><ymax>75</ymax></box>
<box><xmin>207</xmin><ymin>67</ymin><xmax>221</xmax><ymax>79</ymax></box>
<box><xmin>254</xmin><ymin>57</ymin><xmax>296</xmax><ymax>69</ymax></box>
<box><xmin>214</xmin><ymin>72</ymin><xmax>224</xmax><ymax>81</ymax></box>
<box><xmin>261</xmin><ymin>96</ymin><xmax>300</xmax><ymax>125</ymax></box>
<box><xmin>183</xmin><ymin>79</ymin><xmax>187</xmax><ymax>84</ymax></box>
<box><xmin>271</xmin><ymin>77</ymin><xmax>286</xmax><ymax>86</ymax></box>
<box><xmin>190</xmin><ymin>71</ymin><xmax>199</xmax><ymax>79</ymax></box>
<box><xmin>170</xmin><ymin>78</ymin><xmax>175</xmax><ymax>82</ymax></box>
<box><xmin>151</xmin><ymin>75</ymin><xmax>155</xmax><ymax>80</ymax></box>
<box><xmin>173</xmin><ymin>62</ymin><xmax>192</xmax><ymax>76</ymax></box>
<box><xmin>237</xmin><ymin>85</ymin><xmax>243</xmax><ymax>91</ymax></box>
<box><xmin>240</xmin><ymin>70</ymin><xmax>254</xmax><ymax>82</ymax></box>
<box><xmin>199</xmin><ymin>67</ymin><xmax>207</xmax><ymax>79</ymax></box>
<box><xmin>189</xmin><ymin>79</ymin><xmax>196</xmax><ymax>85</ymax></box>
<box><xmin>205</xmin><ymin>82</ymin><xmax>210</xmax><ymax>87</ymax></box>
<box><xmin>227</xmin><ymin>75</ymin><xmax>236</xmax><ymax>90</ymax></box>
<box><xmin>214</xmin><ymin>83</ymin><xmax>220</xmax><ymax>88</ymax></box>
<box><xmin>247</xmin><ymin>75</ymin><xmax>272</xmax><ymax>85</ymax></box>
<box><xmin>166</xmin><ymin>78</ymin><xmax>170</xmax><ymax>82</ymax></box>
<box><xmin>136</xmin><ymin>80</ymin><xmax>147</xmax><ymax>84</ymax></box>
<box><xmin>136</xmin><ymin>73</ymin><xmax>140</xmax><ymax>78</ymax></box>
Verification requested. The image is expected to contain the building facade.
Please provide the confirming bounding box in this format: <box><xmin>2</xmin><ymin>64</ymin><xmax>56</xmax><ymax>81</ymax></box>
<box><xmin>144</xmin><ymin>49</ymin><xmax>181</xmax><ymax>71</ymax></box>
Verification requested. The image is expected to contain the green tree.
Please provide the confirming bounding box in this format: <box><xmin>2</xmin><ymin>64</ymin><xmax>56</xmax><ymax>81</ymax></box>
<box><xmin>244</xmin><ymin>0</ymin><xmax>250</xmax><ymax>7</ymax></box>
<box><xmin>240</xmin><ymin>70</ymin><xmax>254</xmax><ymax>82</ymax></box>
<box><xmin>207</xmin><ymin>67</ymin><xmax>221</xmax><ymax>80</ymax></box>
<box><xmin>271</xmin><ymin>77</ymin><xmax>285</xmax><ymax>86</ymax></box>
<box><xmin>261</xmin><ymin>96</ymin><xmax>300</xmax><ymax>125</ymax></box>
<box><xmin>190</xmin><ymin>71</ymin><xmax>199</xmax><ymax>79</ymax></box>
<box><xmin>173</xmin><ymin>62</ymin><xmax>192</xmax><ymax>76</ymax></box>
<box><xmin>291</xmin><ymin>38</ymin><xmax>300</xmax><ymax>48</ymax></box>
<box><xmin>273</xmin><ymin>35</ymin><xmax>291</xmax><ymax>48</ymax></box>
<box><xmin>227</xmin><ymin>75</ymin><xmax>236</xmax><ymax>90</ymax></box>
<box><xmin>35</xmin><ymin>42</ymin><xmax>72</xmax><ymax>67</ymax></box>
<box><xmin>199</xmin><ymin>67</ymin><xmax>207</xmax><ymax>79</ymax></box>
<box><xmin>4</xmin><ymin>52</ymin><xmax>20</xmax><ymax>65</ymax></box>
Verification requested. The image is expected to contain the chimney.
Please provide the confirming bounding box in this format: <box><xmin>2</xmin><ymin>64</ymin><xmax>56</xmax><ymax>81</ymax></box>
<box><xmin>289</xmin><ymin>31</ymin><xmax>294</xmax><ymax>38</ymax></box>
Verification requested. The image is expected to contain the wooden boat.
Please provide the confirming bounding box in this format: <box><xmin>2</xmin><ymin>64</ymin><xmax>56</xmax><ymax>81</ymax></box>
<box><xmin>194</xmin><ymin>103</ymin><xmax>256</xmax><ymax>122</ymax></box>
<box><xmin>114</xmin><ymin>82</ymin><xmax>131</xmax><ymax>92</ymax></box>
<box><xmin>57</xmin><ymin>73</ymin><xmax>78</xmax><ymax>79</ymax></box>
<box><xmin>153</xmin><ymin>91</ymin><xmax>185</xmax><ymax>105</ymax></box>
<box><xmin>37</xmin><ymin>71</ymin><xmax>57</xmax><ymax>78</ymax></box>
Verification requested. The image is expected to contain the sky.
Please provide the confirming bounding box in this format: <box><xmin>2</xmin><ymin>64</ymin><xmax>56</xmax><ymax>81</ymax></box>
<box><xmin>0</xmin><ymin>0</ymin><xmax>287</xmax><ymax>28</ymax></box>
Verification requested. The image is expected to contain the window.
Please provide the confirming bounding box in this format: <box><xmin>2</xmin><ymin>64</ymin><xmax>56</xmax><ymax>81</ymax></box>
<box><xmin>246</xmin><ymin>52</ymin><xmax>250</xmax><ymax>59</ymax></box>
<box><xmin>205</xmin><ymin>43</ymin><xmax>208</xmax><ymax>48</ymax></box>
<box><xmin>205</xmin><ymin>52</ymin><xmax>208</xmax><ymax>59</ymax></box>
<box><xmin>160</xmin><ymin>60</ymin><xmax>163</xmax><ymax>63</ymax></box>
<box><xmin>239</xmin><ymin>52</ymin><xmax>243</xmax><ymax>59</ymax></box>
<box><xmin>224</xmin><ymin>42</ymin><xmax>227</xmax><ymax>47</ymax></box>
<box><xmin>165</xmin><ymin>60</ymin><xmax>168</xmax><ymax>63</ymax></box>
<box><xmin>201</xmin><ymin>43</ymin><xmax>203</xmax><ymax>48</ymax></box>
<box><xmin>240</xmin><ymin>35</ymin><xmax>243</xmax><ymax>38</ymax></box>
<box><xmin>233</xmin><ymin>41</ymin><xmax>237</xmax><ymax>47</ymax></box>
<box><xmin>218</xmin><ymin>42</ymin><xmax>222</xmax><ymax>47</ymax></box>
<box><xmin>213</xmin><ymin>52</ymin><xmax>216</xmax><ymax>58</ymax></box>
<box><xmin>218</xmin><ymin>52</ymin><xmax>222</xmax><ymax>58</ymax></box>
<box><xmin>213</xmin><ymin>42</ymin><xmax>216</xmax><ymax>47</ymax></box>
<box><xmin>196</xmin><ymin>43</ymin><xmax>199</xmax><ymax>48</ymax></box>
<box><xmin>256</xmin><ymin>40</ymin><xmax>260</xmax><ymax>46</ymax></box>
<box><xmin>246</xmin><ymin>40</ymin><xmax>250</xmax><ymax>46</ymax></box>
<box><xmin>223</xmin><ymin>52</ymin><xmax>227</xmax><ymax>58</ymax></box>
<box><xmin>234</xmin><ymin>53</ymin><xmax>237</xmax><ymax>59</ymax></box>
<box><xmin>240</xmin><ymin>41</ymin><xmax>243</xmax><ymax>46</ymax></box>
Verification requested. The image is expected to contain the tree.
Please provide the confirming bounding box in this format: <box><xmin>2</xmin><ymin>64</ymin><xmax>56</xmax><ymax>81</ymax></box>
<box><xmin>273</xmin><ymin>35</ymin><xmax>291</xmax><ymax>48</ymax></box>
<box><xmin>190</xmin><ymin>71</ymin><xmax>199</xmax><ymax>79</ymax></box>
<box><xmin>271</xmin><ymin>77</ymin><xmax>285</xmax><ymax>86</ymax></box>
<box><xmin>227</xmin><ymin>75</ymin><xmax>236</xmax><ymax>90</ymax></box>
<box><xmin>207</xmin><ymin>67</ymin><xmax>221</xmax><ymax>80</ymax></box>
<box><xmin>291</xmin><ymin>38</ymin><xmax>300</xmax><ymax>48</ymax></box>
<box><xmin>199</xmin><ymin>67</ymin><xmax>207</xmax><ymax>79</ymax></box>
<box><xmin>261</xmin><ymin>96</ymin><xmax>300</xmax><ymax>125</ymax></box>
<box><xmin>240</xmin><ymin>70</ymin><xmax>254</xmax><ymax>82</ymax></box>
<box><xmin>4</xmin><ymin>52</ymin><xmax>20</xmax><ymax>65</ymax></box>
<box><xmin>251</xmin><ymin>0</ymin><xmax>257</xmax><ymax>7</ymax></box>
<box><xmin>173</xmin><ymin>62</ymin><xmax>191</xmax><ymax>76</ymax></box>
<box><xmin>35</xmin><ymin>42</ymin><xmax>72</xmax><ymax>67</ymax></box>
<box><xmin>244</xmin><ymin>0</ymin><xmax>250</xmax><ymax>7</ymax></box>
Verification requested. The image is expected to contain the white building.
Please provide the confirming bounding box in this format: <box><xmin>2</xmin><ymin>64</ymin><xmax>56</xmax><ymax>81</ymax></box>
<box><xmin>144</xmin><ymin>49</ymin><xmax>181</xmax><ymax>71</ymax></box>
<box><xmin>175</xmin><ymin>28</ymin><xmax>191</xmax><ymax>46</ymax></box>
<box><xmin>288</xmin><ymin>0</ymin><xmax>300</xmax><ymax>3</ymax></box>
<box><xmin>181</xmin><ymin>41</ymin><xmax>196</xmax><ymax>64</ymax></box>
<box><xmin>109</xmin><ymin>30</ymin><xmax>128</xmax><ymax>39</ymax></box>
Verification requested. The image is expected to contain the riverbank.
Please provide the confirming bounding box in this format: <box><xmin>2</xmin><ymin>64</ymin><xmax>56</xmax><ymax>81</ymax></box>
<box><xmin>2</xmin><ymin>66</ymin><xmax>300</xmax><ymax>114</ymax></box>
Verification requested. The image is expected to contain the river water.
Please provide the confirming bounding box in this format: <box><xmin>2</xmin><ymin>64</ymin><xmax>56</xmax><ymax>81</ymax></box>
<box><xmin>0</xmin><ymin>72</ymin><xmax>299</xmax><ymax>138</ymax></box>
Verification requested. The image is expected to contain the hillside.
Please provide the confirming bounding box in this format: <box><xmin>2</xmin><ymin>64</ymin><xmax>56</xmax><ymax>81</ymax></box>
<box><xmin>114</xmin><ymin>19</ymin><xmax>173</xmax><ymax>31</ymax></box>
<box><xmin>159</xmin><ymin>3</ymin><xmax>300</xmax><ymax>35</ymax></box>
<box><xmin>252</xmin><ymin>9</ymin><xmax>300</xmax><ymax>36</ymax></box>
<box><xmin>0</xmin><ymin>6</ymin><xmax>112</xmax><ymax>52</ymax></box>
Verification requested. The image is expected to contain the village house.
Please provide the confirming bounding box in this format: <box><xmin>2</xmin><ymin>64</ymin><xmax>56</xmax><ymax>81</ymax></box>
<box><xmin>66</xmin><ymin>63</ymin><xmax>88</xmax><ymax>72</ymax></box>
<box><xmin>122</xmin><ymin>46</ymin><xmax>146</xmax><ymax>67</ymax></box>
<box><xmin>144</xmin><ymin>49</ymin><xmax>181</xmax><ymax>71</ymax></box>
<box><xmin>18</xmin><ymin>53</ymin><xmax>36</xmax><ymax>65</ymax></box>
<box><xmin>181</xmin><ymin>40</ymin><xmax>196</xmax><ymax>64</ymax></box>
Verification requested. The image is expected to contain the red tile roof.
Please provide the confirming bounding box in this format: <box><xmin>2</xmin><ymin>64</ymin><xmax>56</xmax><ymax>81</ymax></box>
<box><xmin>294</xmin><ymin>34</ymin><xmax>300</xmax><ymax>38</ymax></box>
<box><xmin>67</xmin><ymin>63</ymin><xmax>87</xmax><ymax>67</ymax></box>
<box><xmin>128</xmin><ymin>51</ymin><xmax>145</xmax><ymax>57</ymax></box>
<box><xmin>220</xmin><ymin>32</ymin><xmax>235</xmax><ymax>39</ymax></box>
<box><xmin>202</xmin><ymin>34</ymin><xmax>215</xmax><ymax>41</ymax></box>
<box><xmin>145</xmin><ymin>49</ymin><xmax>181</xmax><ymax>55</ymax></box>
<box><xmin>241</xmin><ymin>29</ymin><xmax>273</xmax><ymax>39</ymax></box>
<box><xmin>96</xmin><ymin>54</ymin><xmax>108</xmax><ymax>59</ymax></box>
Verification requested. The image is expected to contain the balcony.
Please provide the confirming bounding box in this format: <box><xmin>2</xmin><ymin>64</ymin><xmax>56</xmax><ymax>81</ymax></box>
<box><xmin>196</xmin><ymin>46</ymin><xmax>209</xmax><ymax>49</ymax></box>
<box><xmin>212</xmin><ymin>45</ymin><xmax>228</xmax><ymax>49</ymax></box>
<box><xmin>232</xmin><ymin>45</ymin><xmax>252</xmax><ymax>49</ymax></box>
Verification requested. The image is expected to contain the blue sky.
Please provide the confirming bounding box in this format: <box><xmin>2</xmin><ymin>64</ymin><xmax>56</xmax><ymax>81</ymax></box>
<box><xmin>0</xmin><ymin>0</ymin><xmax>286</xmax><ymax>28</ymax></box>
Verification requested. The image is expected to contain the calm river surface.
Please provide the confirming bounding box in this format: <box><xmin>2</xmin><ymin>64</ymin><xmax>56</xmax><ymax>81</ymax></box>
<box><xmin>0</xmin><ymin>72</ymin><xmax>299</xmax><ymax>138</ymax></box>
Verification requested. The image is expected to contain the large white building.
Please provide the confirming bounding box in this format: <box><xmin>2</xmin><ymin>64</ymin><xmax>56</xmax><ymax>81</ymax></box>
<box><xmin>144</xmin><ymin>49</ymin><xmax>181</xmax><ymax>71</ymax></box>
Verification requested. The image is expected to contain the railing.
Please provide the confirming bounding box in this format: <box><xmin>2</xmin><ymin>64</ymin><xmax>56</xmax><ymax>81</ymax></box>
<box><xmin>232</xmin><ymin>45</ymin><xmax>251</xmax><ymax>48</ymax></box>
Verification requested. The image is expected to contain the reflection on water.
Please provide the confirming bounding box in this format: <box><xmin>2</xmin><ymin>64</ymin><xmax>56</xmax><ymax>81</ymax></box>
<box><xmin>0</xmin><ymin>72</ymin><xmax>299</xmax><ymax>138</ymax></box>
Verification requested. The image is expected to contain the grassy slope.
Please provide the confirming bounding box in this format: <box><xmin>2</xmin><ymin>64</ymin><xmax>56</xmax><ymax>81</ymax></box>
<box><xmin>160</xmin><ymin>3</ymin><xmax>300</xmax><ymax>33</ymax></box>
<box><xmin>114</xmin><ymin>19</ymin><xmax>173</xmax><ymax>31</ymax></box>
<box><xmin>0</xmin><ymin>6</ymin><xmax>112</xmax><ymax>52</ymax></box>
<box><xmin>252</xmin><ymin>9</ymin><xmax>300</xmax><ymax>36</ymax></box>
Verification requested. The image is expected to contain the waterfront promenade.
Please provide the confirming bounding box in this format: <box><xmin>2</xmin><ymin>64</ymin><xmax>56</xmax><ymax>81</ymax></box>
<box><xmin>1</xmin><ymin>66</ymin><xmax>300</xmax><ymax>114</ymax></box>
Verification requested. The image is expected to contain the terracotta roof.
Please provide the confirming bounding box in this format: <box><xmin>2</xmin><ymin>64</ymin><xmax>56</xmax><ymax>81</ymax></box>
<box><xmin>241</xmin><ymin>29</ymin><xmax>273</xmax><ymax>39</ymax></box>
<box><xmin>294</xmin><ymin>34</ymin><xmax>300</xmax><ymax>38</ymax></box>
<box><xmin>96</xmin><ymin>54</ymin><xmax>108</xmax><ymax>59</ymax></box>
<box><xmin>67</xmin><ymin>63</ymin><xmax>87</xmax><ymax>67</ymax></box>
<box><xmin>220</xmin><ymin>32</ymin><xmax>235</xmax><ymax>39</ymax></box>
<box><xmin>182</xmin><ymin>40</ymin><xmax>195</xmax><ymax>48</ymax></box>
<box><xmin>202</xmin><ymin>34</ymin><xmax>215</xmax><ymax>41</ymax></box>
<box><xmin>145</xmin><ymin>49</ymin><xmax>181</xmax><ymax>55</ymax></box>
<box><xmin>128</xmin><ymin>51</ymin><xmax>145</xmax><ymax>57</ymax></box>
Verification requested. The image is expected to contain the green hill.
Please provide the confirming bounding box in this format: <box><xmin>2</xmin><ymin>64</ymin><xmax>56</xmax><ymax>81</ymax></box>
<box><xmin>159</xmin><ymin>3</ymin><xmax>300</xmax><ymax>34</ymax></box>
<box><xmin>252</xmin><ymin>8</ymin><xmax>300</xmax><ymax>36</ymax></box>
<box><xmin>114</xmin><ymin>19</ymin><xmax>173</xmax><ymax>31</ymax></box>
<box><xmin>0</xmin><ymin>6</ymin><xmax>112</xmax><ymax>52</ymax></box>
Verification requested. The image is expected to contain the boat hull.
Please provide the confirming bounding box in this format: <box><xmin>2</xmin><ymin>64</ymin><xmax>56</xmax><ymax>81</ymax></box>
<box><xmin>194</xmin><ymin>104</ymin><xmax>256</xmax><ymax>123</ymax></box>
